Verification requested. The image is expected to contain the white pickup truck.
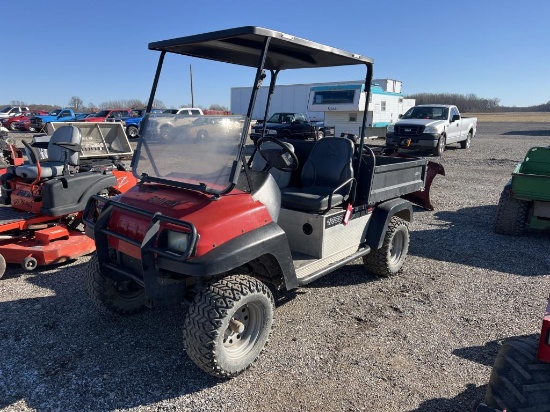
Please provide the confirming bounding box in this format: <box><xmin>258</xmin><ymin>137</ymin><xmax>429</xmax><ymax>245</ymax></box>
<box><xmin>385</xmin><ymin>104</ymin><xmax>477</xmax><ymax>156</ymax></box>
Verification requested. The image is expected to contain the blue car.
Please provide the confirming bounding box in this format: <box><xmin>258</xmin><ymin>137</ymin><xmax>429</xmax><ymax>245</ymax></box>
<box><xmin>122</xmin><ymin>108</ymin><xmax>163</xmax><ymax>138</ymax></box>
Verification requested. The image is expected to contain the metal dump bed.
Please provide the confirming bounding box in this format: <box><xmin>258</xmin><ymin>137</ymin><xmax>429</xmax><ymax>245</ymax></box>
<box><xmin>50</xmin><ymin>122</ymin><xmax>133</xmax><ymax>159</ymax></box>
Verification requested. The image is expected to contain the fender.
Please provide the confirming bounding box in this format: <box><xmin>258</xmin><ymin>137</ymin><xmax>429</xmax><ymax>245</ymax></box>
<box><xmin>157</xmin><ymin>221</ymin><xmax>299</xmax><ymax>289</ymax></box>
<box><xmin>366</xmin><ymin>198</ymin><xmax>413</xmax><ymax>250</ymax></box>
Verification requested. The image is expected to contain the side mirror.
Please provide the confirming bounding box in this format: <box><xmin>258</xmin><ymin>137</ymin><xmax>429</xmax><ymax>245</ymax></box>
<box><xmin>452</xmin><ymin>114</ymin><xmax>460</xmax><ymax>122</ymax></box>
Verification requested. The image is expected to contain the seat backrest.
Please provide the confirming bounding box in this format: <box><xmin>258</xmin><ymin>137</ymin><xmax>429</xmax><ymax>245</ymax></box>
<box><xmin>301</xmin><ymin>137</ymin><xmax>354</xmax><ymax>193</ymax></box>
<box><xmin>47</xmin><ymin>126</ymin><xmax>81</xmax><ymax>165</ymax></box>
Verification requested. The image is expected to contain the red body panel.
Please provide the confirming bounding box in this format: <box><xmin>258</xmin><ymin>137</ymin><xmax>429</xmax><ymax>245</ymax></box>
<box><xmin>537</xmin><ymin>298</ymin><xmax>550</xmax><ymax>363</ymax></box>
<box><xmin>10</xmin><ymin>182</ymin><xmax>42</xmax><ymax>214</ymax></box>
<box><xmin>112</xmin><ymin>170</ymin><xmax>138</xmax><ymax>193</ymax></box>
<box><xmin>0</xmin><ymin>229</ymin><xmax>95</xmax><ymax>266</ymax></box>
<box><xmin>108</xmin><ymin>184</ymin><xmax>273</xmax><ymax>259</ymax></box>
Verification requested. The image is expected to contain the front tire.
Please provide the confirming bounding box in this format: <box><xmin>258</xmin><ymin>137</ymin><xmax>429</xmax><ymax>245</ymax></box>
<box><xmin>483</xmin><ymin>336</ymin><xmax>550</xmax><ymax>411</ymax></box>
<box><xmin>126</xmin><ymin>125</ymin><xmax>139</xmax><ymax>138</ymax></box>
<box><xmin>316</xmin><ymin>130</ymin><xmax>324</xmax><ymax>140</ymax></box>
<box><xmin>432</xmin><ymin>134</ymin><xmax>446</xmax><ymax>156</ymax></box>
<box><xmin>9</xmin><ymin>122</ymin><xmax>17</xmax><ymax>131</ymax></box>
<box><xmin>184</xmin><ymin>274</ymin><xmax>274</xmax><ymax>378</ymax></box>
<box><xmin>363</xmin><ymin>216</ymin><xmax>409</xmax><ymax>277</ymax></box>
<box><xmin>494</xmin><ymin>189</ymin><xmax>530</xmax><ymax>235</ymax></box>
<box><xmin>85</xmin><ymin>253</ymin><xmax>147</xmax><ymax>315</ymax></box>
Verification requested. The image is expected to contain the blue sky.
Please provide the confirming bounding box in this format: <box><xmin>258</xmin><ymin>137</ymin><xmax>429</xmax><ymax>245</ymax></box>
<box><xmin>2</xmin><ymin>0</ymin><xmax>549</xmax><ymax>109</ymax></box>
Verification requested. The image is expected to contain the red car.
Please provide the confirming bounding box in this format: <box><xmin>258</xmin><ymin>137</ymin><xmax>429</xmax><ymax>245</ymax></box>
<box><xmin>83</xmin><ymin>109</ymin><xmax>131</xmax><ymax>123</ymax></box>
<box><xmin>1</xmin><ymin>111</ymin><xmax>47</xmax><ymax>131</ymax></box>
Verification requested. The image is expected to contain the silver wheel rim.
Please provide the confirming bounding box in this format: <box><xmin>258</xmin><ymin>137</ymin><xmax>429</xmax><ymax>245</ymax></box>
<box><xmin>389</xmin><ymin>230</ymin><xmax>405</xmax><ymax>265</ymax></box>
<box><xmin>223</xmin><ymin>302</ymin><xmax>264</xmax><ymax>359</ymax></box>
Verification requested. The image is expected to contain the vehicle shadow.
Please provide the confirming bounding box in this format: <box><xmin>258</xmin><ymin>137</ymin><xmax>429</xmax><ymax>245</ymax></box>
<box><xmin>501</xmin><ymin>130</ymin><xmax>550</xmax><ymax>137</ymax></box>
<box><xmin>409</xmin><ymin>204</ymin><xmax>550</xmax><ymax>276</ymax></box>
<box><xmin>406</xmin><ymin>383</ymin><xmax>485</xmax><ymax>412</ymax></box>
<box><xmin>0</xmin><ymin>262</ymin><xmax>219</xmax><ymax>411</ymax></box>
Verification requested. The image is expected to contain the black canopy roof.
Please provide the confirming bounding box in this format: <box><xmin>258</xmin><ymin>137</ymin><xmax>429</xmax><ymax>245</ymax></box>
<box><xmin>148</xmin><ymin>26</ymin><xmax>374</xmax><ymax>70</ymax></box>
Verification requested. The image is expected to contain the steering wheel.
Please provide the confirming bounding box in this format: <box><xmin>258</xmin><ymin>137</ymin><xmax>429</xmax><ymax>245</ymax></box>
<box><xmin>256</xmin><ymin>136</ymin><xmax>299</xmax><ymax>172</ymax></box>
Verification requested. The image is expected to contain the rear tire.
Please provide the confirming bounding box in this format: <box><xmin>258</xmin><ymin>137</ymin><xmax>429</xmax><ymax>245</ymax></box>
<box><xmin>432</xmin><ymin>134</ymin><xmax>446</xmax><ymax>156</ymax></box>
<box><xmin>85</xmin><ymin>253</ymin><xmax>147</xmax><ymax>315</ymax></box>
<box><xmin>494</xmin><ymin>189</ymin><xmax>530</xmax><ymax>236</ymax></box>
<box><xmin>483</xmin><ymin>336</ymin><xmax>550</xmax><ymax>412</ymax></box>
<box><xmin>460</xmin><ymin>131</ymin><xmax>472</xmax><ymax>149</ymax></box>
<box><xmin>9</xmin><ymin>122</ymin><xmax>17</xmax><ymax>131</ymax></box>
<box><xmin>184</xmin><ymin>274</ymin><xmax>274</xmax><ymax>378</ymax></box>
<box><xmin>363</xmin><ymin>216</ymin><xmax>409</xmax><ymax>277</ymax></box>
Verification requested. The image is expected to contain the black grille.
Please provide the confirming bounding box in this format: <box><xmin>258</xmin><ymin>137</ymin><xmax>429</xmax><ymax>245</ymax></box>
<box><xmin>395</xmin><ymin>124</ymin><xmax>423</xmax><ymax>136</ymax></box>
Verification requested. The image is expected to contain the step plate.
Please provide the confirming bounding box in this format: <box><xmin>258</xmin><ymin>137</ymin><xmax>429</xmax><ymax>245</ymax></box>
<box><xmin>0</xmin><ymin>207</ymin><xmax>35</xmax><ymax>226</ymax></box>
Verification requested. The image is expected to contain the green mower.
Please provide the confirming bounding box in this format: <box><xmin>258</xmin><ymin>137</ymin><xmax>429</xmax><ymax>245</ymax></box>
<box><xmin>495</xmin><ymin>146</ymin><xmax>550</xmax><ymax>235</ymax></box>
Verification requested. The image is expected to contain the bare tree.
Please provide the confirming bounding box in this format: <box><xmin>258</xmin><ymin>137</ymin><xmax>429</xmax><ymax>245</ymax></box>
<box><xmin>68</xmin><ymin>96</ymin><xmax>84</xmax><ymax>111</ymax></box>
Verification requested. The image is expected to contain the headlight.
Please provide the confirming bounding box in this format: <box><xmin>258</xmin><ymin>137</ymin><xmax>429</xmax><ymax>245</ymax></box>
<box><xmin>166</xmin><ymin>231</ymin><xmax>190</xmax><ymax>253</ymax></box>
<box><xmin>266</xmin><ymin>129</ymin><xmax>278</xmax><ymax>135</ymax></box>
<box><xmin>387</xmin><ymin>125</ymin><xmax>394</xmax><ymax>133</ymax></box>
<box><xmin>423</xmin><ymin>126</ymin><xmax>439</xmax><ymax>134</ymax></box>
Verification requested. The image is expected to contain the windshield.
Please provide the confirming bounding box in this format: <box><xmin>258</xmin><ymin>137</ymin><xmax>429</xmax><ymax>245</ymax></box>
<box><xmin>401</xmin><ymin>106</ymin><xmax>448</xmax><ymax>120</ymax></box>
<box><xmin>93</xmin><ymin>110</ymin><xmax>110</xmax><ymax>117</ymax></box>
<box><xmin>49</xmin><ymin>109</ymin><xmax>62</xmax><ymax>116</ymax></box>
<box><xmin>135</xmin><ymin>114</ymin><xmax>245</xmax><ymax>194</ymax></box>
<box><xmin>267</xmin><ymin>113</ymin><xmax>295</xmax><ymax>123</ymax></box>
<box><xmin>0</xmin><ymin>107</ymin><xmax>12</xmax><ymax>114</ymax></box>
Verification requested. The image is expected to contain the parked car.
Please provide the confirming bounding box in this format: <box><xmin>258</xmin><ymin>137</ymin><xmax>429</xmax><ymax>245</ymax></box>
<box><xmin>29</xmin><ymin>108</ymin><xmax>79</xmax><ymax>132</ymax></box>
<box><xmin>385</xmin><ymin>104</ymin><xmax>477</xmax><ymax>156</ymax></box>
<box><xmin>83</xmin><ymin>109</ymin><xmax>131</xmax><ymax>123</ymax></box>
<box><xmin>184</xmin><ymin>116</ymin><xmax>242</xmax><ymax>141</ymax></box>
<box><xmin>1</xmin><ymin>110</ymin><xmax>47</xmax><ymax>131</ymax></box>
<box><xmin>121</xmin><ymin>108</ymin><xmax>163</xmax><ymax>138</ymax></box>
<box><xmin>250</xmin><ymin>112</ymin><xmax>324</xmax><ymax>142</ymax></box>
<box><xmin>0</xmin><ymin>106</ymin><xmax>30</xmax><ymax>119</ymax></box>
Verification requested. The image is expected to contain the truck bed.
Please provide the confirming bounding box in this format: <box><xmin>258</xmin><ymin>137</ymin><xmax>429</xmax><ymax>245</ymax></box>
<box><xmin>356</xmin><ymin>154</ymin><xmax>427</xmax><ymax>205</ymax></box>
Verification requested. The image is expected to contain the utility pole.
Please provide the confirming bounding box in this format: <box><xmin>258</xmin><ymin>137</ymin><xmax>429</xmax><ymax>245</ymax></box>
<box><xmin>190</xmin><ymin>65</ymin><xmax>195</xmax><ymax>107</ymax></box>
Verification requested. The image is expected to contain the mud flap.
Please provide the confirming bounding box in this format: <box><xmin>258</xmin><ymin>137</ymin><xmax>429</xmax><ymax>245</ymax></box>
<box><xmin>402</xmin><ymin>160</ymin><xmax>445</xmax><ymax>211</ymax></box>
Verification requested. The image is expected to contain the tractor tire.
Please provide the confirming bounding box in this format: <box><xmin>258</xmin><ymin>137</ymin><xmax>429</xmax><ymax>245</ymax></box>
<box><xmin>85</xmin><ymin>253</ymin><xmax>147</xmax><ymax>316</ymax></box>
<box><xmin>483</xmin><ymin>336</ymin><xmax>550</xmax><ymax>412</ymax></box>
<box><xmin>494</xmin><ymin>189</ymin><xmax>530</xmax><ymax>236</ymax></box>
<box><xmin>460</xmin><ymin>131</ymin><xmax>472</xmax><ymax>149</ymax></box>
<box><xmin>184</xmin><ymin>274</ymin><xmax>274</xmax><ymax>378</ymax></box>
<box><xmin>363</xmin><ymin>216</ymin><xmax>409</xmax><ymax>277</ymax></box>
<box><xmin>432</xmin><ymin>134</ymin><xmax>446</xmax><ymax>156</ymax></box>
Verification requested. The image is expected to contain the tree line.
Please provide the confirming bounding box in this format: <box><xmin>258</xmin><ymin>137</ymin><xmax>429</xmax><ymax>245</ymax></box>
<box><xmin>404</xmin><ymin>93</ymin><xmax>550</xmax><ymax>113</ymax></box>
<box><xmin>4</xmin><ymin>97</ymin><xmax>229</xmax><ymax>113</ymax></box>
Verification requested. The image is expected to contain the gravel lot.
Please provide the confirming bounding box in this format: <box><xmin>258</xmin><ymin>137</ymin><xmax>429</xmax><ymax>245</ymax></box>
<box><xmin>1</xmin><ymin>122</ymin><xmax>549</xmax><ymax>411</ymax></box>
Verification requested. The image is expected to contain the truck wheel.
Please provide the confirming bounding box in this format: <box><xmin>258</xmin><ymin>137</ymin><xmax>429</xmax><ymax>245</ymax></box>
<box><xmin>0</xmin><ymin>253</ymin><xmax>6</xmax><ymax>279</ymax></box>
<box><xmin>126</xmin><ymin>125</ymin><xmax>139</xmax><ymax>138</ymax></box>
<box><xmin>196</xmin><ymin>129</ymin><xmax>208</xmax><ymax>141</ymax></box>
<box><xmin>184</xmin><ymin>274</ymin><xmax>274</xmax><ymax>378</ymax></box>
<box><xmin>460</xmin><ymin>131</ymin><xmax>472</xmax><ymax>149</ymax></box>
<box><xmin>28</xmin><ymin>126</ymin><xmax>37</xmax><ymax>132</ymax></box>
<box><xmin>483</xmin><ymin>336</ymin><xmax>550</xmax><ymax>411</ymax></box>
<box><xmin>85</xmin><ymin>253</ymin><xmax>147</xmax><ymax>315</ymax></box>
<box><xmin>316</xmin><ymin>130</ymin><xmax>325</xmax><ymax>140</ymax></box>
<box><xmin>494</xmin><ymin>189</ymin><xmax>530</xmax><ymax>236</ymax></box>
<box><xmin>432</xmin><ymin>134</ymin><xmax>446</xmax><ymax>156</ymax></box>
<box><xmin>363</xmin><ymin>216</ymin><xmax>409</xmax><ymax>277</ymax></box>
<box><xmin>9</xmin><ymin>123</ymin><xmax>17</xmax><ymax>131</ymax></box>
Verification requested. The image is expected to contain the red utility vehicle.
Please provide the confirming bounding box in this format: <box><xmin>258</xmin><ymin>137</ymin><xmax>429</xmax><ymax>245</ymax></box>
<box><xmin>0</xmin><ymin>122</ymin><xmax>137</xmax><ymax>277</ymax></box>
<box><xmin>83</xmin><ymin>26</ymin><xmax>441</xmax><ymax>378</ymax></box>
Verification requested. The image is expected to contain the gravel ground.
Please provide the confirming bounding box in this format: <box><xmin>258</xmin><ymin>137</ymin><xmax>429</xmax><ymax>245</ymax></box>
<box><xmin>1</xmin><ymin>122</ymin><xmax>549</xmax><ymax>411</ymax></box>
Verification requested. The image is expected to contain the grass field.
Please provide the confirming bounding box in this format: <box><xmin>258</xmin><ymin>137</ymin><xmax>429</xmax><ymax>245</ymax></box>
<box><xmin>466</xmin><ymin>112</ymin><xmax>550</xmax><ymax>122</ymax></box>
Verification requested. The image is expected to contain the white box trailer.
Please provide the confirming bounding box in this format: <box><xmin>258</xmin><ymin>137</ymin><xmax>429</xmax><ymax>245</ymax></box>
<box><xmin>230</xmin><ymin>79</ymin><xmax>414</xmax><ymax>138</ymax></box>
<box><xmin>308</xmin><ymin>80</ymin><xmax>415</xmax><ymax>138</ymax></box>
<box><xmin>231</xmin><ymin>80</ymin><xmax>362</xmax><ymax>122</ymax></box>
